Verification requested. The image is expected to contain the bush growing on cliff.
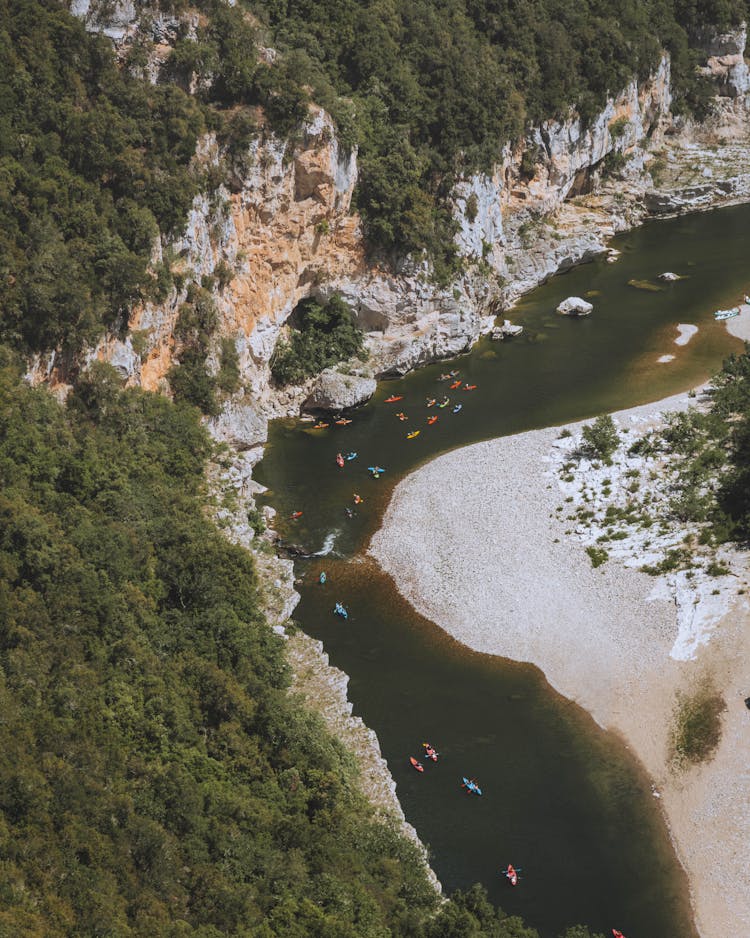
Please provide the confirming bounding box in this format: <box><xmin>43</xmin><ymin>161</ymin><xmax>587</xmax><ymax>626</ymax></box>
<box><xmin>271</xmin><ymin>293</ymin><xmax>366</xmax><ymax>386</ymax></box>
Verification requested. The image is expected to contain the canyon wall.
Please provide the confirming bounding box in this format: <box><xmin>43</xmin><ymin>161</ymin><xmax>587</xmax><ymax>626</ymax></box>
<box><xmin>65</xmin><ymin>7</ymin><xmax>750</xmax><ymax>426</ymax></box>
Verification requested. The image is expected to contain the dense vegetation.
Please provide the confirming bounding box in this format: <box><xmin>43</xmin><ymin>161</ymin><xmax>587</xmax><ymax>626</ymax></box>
<box><xmin>270</xmin><ymin>294</ymin><xmax>366</xmax><ymax>386</ymax></box>
<box><xmin>0</xmin><ymin>0</ymin><xmax>205</xmax><ymax>355</ymax></box>
<box><xmin>648</xmin><ymin>347</ymin><xmax>750</xmax><ymax>541</ymax></box>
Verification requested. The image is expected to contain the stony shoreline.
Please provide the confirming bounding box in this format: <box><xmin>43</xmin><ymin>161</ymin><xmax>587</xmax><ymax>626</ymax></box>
<box><xmin>370</xmin><ymin>316</ymin><xmax>750</xmax><ymax>938</ymax></box>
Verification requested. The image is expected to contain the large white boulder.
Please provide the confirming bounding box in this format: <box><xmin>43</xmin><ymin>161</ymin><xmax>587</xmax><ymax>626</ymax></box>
<box><xmin>304</xmin><ymin>369</ymin><xmax>376</xmax><ymax>411</ymax></box>
<box><xmin>556</xmin><ymin>296</ymin><xmax>593</xmax><ymax>316</ymax></box>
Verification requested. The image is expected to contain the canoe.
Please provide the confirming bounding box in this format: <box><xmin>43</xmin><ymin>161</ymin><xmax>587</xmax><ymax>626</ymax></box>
<box><xmin>406</xmin><ymin>430</ymin><xmax>420</xmax><ymax>439</ymax></box>
<box><xmin>427</xmin><ymin>416</ymin><xmax>438</xmax><ymax>425</ymax></box>
<box><xmin>384</xmin><ymin>395</ymin><xmax>403</xmax><ymax>403</ymax></box>
<box><xmin>506</xmin><ymin>864</ymin><xmax>518</xmax><ymax>886</ymax></box>
<box><xmin>714</xmin><ymin>307</ymin><xmax>740</xmax><ymax>320</ymax></box>
<box><xmin>410</xmin><ymin>757</ymin><xmax>425</xmax><ymax>773</ymax></box>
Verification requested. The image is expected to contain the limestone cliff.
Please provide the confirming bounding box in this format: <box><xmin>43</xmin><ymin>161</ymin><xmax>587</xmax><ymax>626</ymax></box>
<box><xmin>66</xmin><ymin>12</ymin><xmax>750</xmax><ymax>423</ymax></box>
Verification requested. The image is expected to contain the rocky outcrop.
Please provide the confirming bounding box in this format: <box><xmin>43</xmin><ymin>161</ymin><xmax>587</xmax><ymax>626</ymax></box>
<box><xmin>699</xmin><ymin>24</ymin><xmax>750</xmax><ymax>98</ymax></box>
<box><xmin>304</xmin><ymin>369</ymin><xmax>377</xmax><ymax>412</ymax></box>
<box><xmin>557</xmin><ymin>297</ymin><xmax>593</xmax><ymax>316</ymax></box>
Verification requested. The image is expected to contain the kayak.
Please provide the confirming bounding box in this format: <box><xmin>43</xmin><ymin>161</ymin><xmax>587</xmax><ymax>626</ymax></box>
<box><xmin>449</xmin><ymin>380</ymin><xmax>462</xmax><ymax>389</ymax></box>
<box><xmin>345</xmin><ymin>452</ymin><xmax>358</xmax><ymax>460</ymax></box>
<box><xmin>396</xmin><ymin>412</ymin><xmax>408</xmax><ymax>421</ymax></box>
<box><xmin>427</xmin><ymin>416</ymin><xmax>438</xmax><ymax>425</ymax></box>
<box><xmin>335</xmin><ymin>417</ymin><xmax>352</xmax><ymax>425</ymax></box>
<box><xmin>385</xmin><ymin>395</ymin><xmax>403</xmax><ymax>403</ymax></box>
<box><xmin>410</xmin><ymin>757</ymin><xmax>425</xmax><ymax>773</ymax></box>
<box><xmin>319</xmin><ymin>572</ymin><xmax>327</xmax><ymax>584</ymax></box>
<box><xmin>406</xmin><ymin>430</ymin><xmax>420</xmax><ymax>439</ymax></box>
<box><xmin>290</xmin><ymin>511</ymin><xmax>303</xmax><ymax>520</ymax></box>
<box><xmin>368</xmin><ymin>466</ymin><xmax>385</xmax><ymax>476</ymax></box>
<box><xmin>612</xmin><ymin>931</ymin><xmax>626</xmax><ymax>938</ymax></box>
<box><xmin>426</xmin><ymin>398</ymin><xmax>436</xmax><ymax>407</ymax></box>
<box><xmin>463</xmin><ymin>384</ymin><xmax>477</xmax><ymax>390</ymax></box>
<box><xmin>422</xmin><ymin>742</ymin><xmax>438</xmax><ymax>761</ymax></box>
<box><xmin>505</xmin><ymin>864</ymin><xmax>518</xmax><ymax>887</ymax></box>
<box><xmin>438</xmin><ymin>398</ymin><xmax>450</xmax><ymax>408</ymax></box>
<box><xmin>334</xmin><ymin>602</ymin><xmax>348</xmax><ymax>619</ymax></box>
<box><xmin>453</xmin><ymin>404</ymin><xmax>462</xmax><ymax>414</ymax></box>
<box><xmin>336</xmin><ymin>453</ymin><xmax>345</xmax><ymax>468</ymax></box>
<box><xmin>353</xmin><ymin>494</ymin><xmax>363</xmax><ymax>504</ymax></box>
<box><xmin>462</xmin><ymin>776</ymin><xmax>482</xmax><ymax>796</ymax></box>
<box><xmin>312</xmin><ymin>422</ymin><xmax>330</xmax><ymax>429</ymax></box>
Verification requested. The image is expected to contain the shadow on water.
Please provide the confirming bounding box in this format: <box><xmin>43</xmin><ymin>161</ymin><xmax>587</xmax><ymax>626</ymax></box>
<box><xmin>256</xmin><ymin>204</ymin><xmax>750</xmax><ymax>936</ymax></box>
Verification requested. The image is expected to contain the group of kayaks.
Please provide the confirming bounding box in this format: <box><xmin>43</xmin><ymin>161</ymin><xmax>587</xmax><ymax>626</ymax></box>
<box><xmin>386</xmin><ymin>371</ymin><xmax>474</xmax><ymax>438</ymax></box>
<box><xmin>409</xmin><ymin>742</ymin><xmax>439</xmax><ymax>772</ymax></box>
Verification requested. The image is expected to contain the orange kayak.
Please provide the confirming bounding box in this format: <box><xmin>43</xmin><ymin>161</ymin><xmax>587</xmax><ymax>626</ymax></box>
<box><xmin>409</xmin><ymin>757</ymin><xmax>424</xmax><ymax>773</ymax></box>
<box><xmin>427</xmin><ymin>416</ymin><xmax>438</xmax><ymax>425</ymax></box>
<box><xmin>385</xmin><ymin>395</ymin><xmax>403</xmax><ymax>403</ymax></box>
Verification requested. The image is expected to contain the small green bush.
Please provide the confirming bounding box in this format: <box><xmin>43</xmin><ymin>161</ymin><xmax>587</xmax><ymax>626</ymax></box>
<box><xmin>671</xmin><ymin>686</ymin><xmax>725</xmax><ymax>766</ymax></box>
<box><xmin>580</xmin><ymin>415</ymin><xmax>620</xmax><ymax>464</ymax></box>
<box><xmin>586</xmin><ymin>546</ymin><xmax>609</xmax><ymax>567</ymax></box>
<box><xmin>217</xmin><ymin>336</ymin><xmax>241</xmax><ymax>394</ymax></box>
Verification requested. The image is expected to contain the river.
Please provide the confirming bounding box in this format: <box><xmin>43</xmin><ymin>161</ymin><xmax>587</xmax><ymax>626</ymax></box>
<box><xmin>255</xmin><ymin>203</ymin><xmax>750</xmax><ymax>937</ymax></box>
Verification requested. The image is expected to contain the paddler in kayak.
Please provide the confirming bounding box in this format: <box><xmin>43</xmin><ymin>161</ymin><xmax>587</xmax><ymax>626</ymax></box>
<box><xmin>504</xmin><ymin>864</ymin><xmax>518</xmax><ymax>886</ymax></box>
<box><xmin>396</xmin><ymin>412</ymin><xmax>408</xmax><ymax>421</ymax></box>
<box><xmin>336</xmin><ymin>452</ymin><xmax>345</xmax><ymax>468</ymax></box>
<box><xmin>422</xmin><ymin>742</ymin><xmax>438</xmax><ymax>761</ymax></box>
<box><xmin>353</xmin><ymin>493</ymin><xmax>363</xmax><ymax>504</ymax></box>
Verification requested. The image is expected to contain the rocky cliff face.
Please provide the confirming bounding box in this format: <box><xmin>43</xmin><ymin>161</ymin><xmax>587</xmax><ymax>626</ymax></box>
<box><xmin>63</xmin><ymin>5</ymin><xmax>750</xmax><ymax>422</ymax></box>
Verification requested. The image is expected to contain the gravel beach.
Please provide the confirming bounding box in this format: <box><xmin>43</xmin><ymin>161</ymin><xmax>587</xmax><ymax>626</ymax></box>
<box><xmin>370</xmin><ymin>379</ymin><xmax>750</xmax><ymax>938</ymax></box>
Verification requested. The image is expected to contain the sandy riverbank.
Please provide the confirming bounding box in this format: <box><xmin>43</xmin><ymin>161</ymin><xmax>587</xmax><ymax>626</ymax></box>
<box><xmin>370</xmin><ymin>385</ymin><xmax>750</xmax><ymax>938</ymax></box>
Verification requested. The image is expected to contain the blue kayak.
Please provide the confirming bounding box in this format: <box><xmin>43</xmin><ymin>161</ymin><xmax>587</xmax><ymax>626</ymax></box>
<box><xmin>334</xmin><ymin>602</ymin><xmax>348</xmax><ymax>619</ymax></box>
<box><xmin>319</xmin><ymin>572</ymin><xmax>327</xmax><ymax>584</ymax></box>
<box><xmin>462</xmin><ymin>776</ymin><xmax>482</xmax><ymax>796</ymax></box>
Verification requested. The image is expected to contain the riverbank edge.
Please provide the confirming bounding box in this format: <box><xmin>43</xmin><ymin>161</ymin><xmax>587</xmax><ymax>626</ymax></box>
<box><xmin>206</xmin><ymin>451</ymin><xmax>442</xmax><ymax>894</ymax></box>
<box><xmin>369</xmin><ymin>333</ymin><xmax>750</xmax><ymax>938</ymax></box>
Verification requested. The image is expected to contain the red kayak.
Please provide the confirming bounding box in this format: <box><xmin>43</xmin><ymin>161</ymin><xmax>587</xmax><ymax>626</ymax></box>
<box><xmin>336</xmin><ymin>453</ymin><xmax>345</xmax><ymax>468</ymax></box>
<box><xmin>463</xmin><ymin>384</ymin><xmax>477</xmax><ymax>390</ymax></box>
<box><xmin>505</xmin><ymin>864</ymin><xmax>518</xmax><ymax>886</ymax></box>
<box><xmin>385</xmin><ymin>395</ymin><xmax>403</xmax><ymax>403</ymax></box>
<box><xmin>409</xmin><ymin>757</ymin><xmax>424</xmax><ymax>773</ymax></box>
<box><xmin>449</xmin><ymin>380</ymin><xmax>462</xmax><ymax>389</ymax></box>
<box><xmin>290</xmin><ymin>511</ymin><xmax>303</xmax><ymax>520</ymax></box>
<box><xmin>422</xmin><ymin>742</ymin><xmax>438</xmax><ymax>761</ymax></box>
<box><xmin>427</xmin><ymin>416</ymin><xmax>438</xmax><ymax>425</ymax></box>
<box><xmin>612</xmin><ymin>931</ymin><xmax>626</xmax><ymax>938</ymax></box>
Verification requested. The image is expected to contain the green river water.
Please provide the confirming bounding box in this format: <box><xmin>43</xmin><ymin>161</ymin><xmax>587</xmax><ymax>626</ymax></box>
<box><xmin>255</xmin><ymin>203</ymin><xmax>750</xmax><ymax>937</ymax></box>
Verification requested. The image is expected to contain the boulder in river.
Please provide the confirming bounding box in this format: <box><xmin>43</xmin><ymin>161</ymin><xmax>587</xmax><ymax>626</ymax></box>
<box><xmin>556</xmin><ymin>296</ymin><xmax>593</xmax><ymax>317</ymax></box>
<box><xmin>304</xmin><ymin>368</ymin><xmax>377</xmax><ymax>412</ymax></box>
